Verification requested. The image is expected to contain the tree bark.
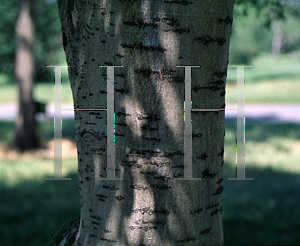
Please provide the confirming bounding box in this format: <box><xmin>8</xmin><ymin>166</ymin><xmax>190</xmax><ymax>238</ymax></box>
<box><xmin>14</xmin><ymin>0</ymin><xmax>39</xmax><ymax>152</ymax></box>
<box><xmin>57</xmin><ymin>0</ymin><xmax>234</xmax><ymax>245</ymax></box>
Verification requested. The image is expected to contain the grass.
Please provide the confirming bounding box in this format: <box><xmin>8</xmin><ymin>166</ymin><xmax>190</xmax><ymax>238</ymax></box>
<box><xmin>0</xmin><ymin>118</ymin><xmax>300</xmax><ymax>245</ymax></box>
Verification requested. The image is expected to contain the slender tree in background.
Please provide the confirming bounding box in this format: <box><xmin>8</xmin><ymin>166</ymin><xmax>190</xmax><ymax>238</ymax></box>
<box><xmin>13</xmin><ymin>0</ymin><xmax>39</xmax><ymax>152</ymax></box>
<box><xmin>57</xmin><ymin>0</ymin><xmax>234</xmax><ymax>245</ymax></box>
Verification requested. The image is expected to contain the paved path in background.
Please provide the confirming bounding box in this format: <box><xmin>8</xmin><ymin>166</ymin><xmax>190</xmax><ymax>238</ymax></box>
<box><xmin>0</xmin><ymin>103</ymin><xmax>300</xmax><ymax>124</ymax></box>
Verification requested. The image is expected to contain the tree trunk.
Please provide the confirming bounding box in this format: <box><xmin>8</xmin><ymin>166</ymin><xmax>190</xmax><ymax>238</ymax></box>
<box><xmin>14</xmin><ymin>0</ymin><xmax>39</xmax><ymax>152</ymax></box>
<box><xmin>270</xmin><ymin>11</ymin><xmax>286</xmax><ymax>58</ymax></box>
<box><xmin>57</xmin><ymin>0</ymin><xmax>234</xmax><ymax>245</ymax></box>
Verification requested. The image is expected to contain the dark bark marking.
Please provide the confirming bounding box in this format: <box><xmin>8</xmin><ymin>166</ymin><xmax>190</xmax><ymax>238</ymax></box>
<box><xmin>116</xmin><ymin>53</ymin><xmax>124</xmax><ymax>58</ymax></box>
<box><xmin>201</xmin><ymin>169</ymin><xmax>218</xmax><ymax>178</ymax></box>
<box><xmin>134</xmin><ymin>219</ymin><xmax>166</xmax><ymax>226</ymax></box>
<box><xmin>206</xmin><ymin>203</ymin><xmax>219</xmax><ymax>210</ymax></box>
<box><xmin>154</xmin><ymin>175</ymin><xmax>172</xmax><ymax>182</ymax></box>
<box><xmin>177</xmin><ymin>237</ymin><xmax>196</xmax><ymax>243</ymax></box>
<box><xmin>90</xmin><ymin>215</ymin><xmax>102</xmax><ymax>221</ymax></box>
<box><xmin>214</xmin><ymin>70</ymin><xmax>227</xmax><ymax>78</ymax></box>
<box><xmin>137</xmin><ymin>112</ymin><xmax>160</xmax><ymax>122</ymax></box>
<box><xmin>104</xmin><ymin>229</ymin><xmax>111</xmax><ymax>233</ymax></box>
<box><xmin>194</xmin><ymin>35</ymin><xmax>214</xmax><ymax>46</ymax></box>
<box><xmin>192</xmin><ymin>133</ymin><xmax>202</xmax><ymax>139</ymax></box>
<box><xmin>88</xmin><ymin>112</ymin><xmax>101</xmax><ymax>115</ymax></box>
<box><xmin>152</xmin><ymin>184</ymin><xmax>172</xmax><ymax>190</ymax></box>
<box><xmin>142</xmin><ymin>137</ymin><xmax>161</xmax><ymax>142</ymax></box>
<box><xmin>129</xmin><ymin>184</ymin><xmax>148</xmax><ymax>190</ymax></box>
<box><xmin>216</xmin><ymin>178</ymin><xmax>223</xmax><ymax>184</ymax></box>
<box><xmin>141</xmin><ymin>124</ymin><xmax>158</xmax><ymax>131</ymax></box>
<box><xmin>190</xmin><ymin>208</ymin><xmax>203</xmax><ymax>214</ymax></box>
<box><xmin>200</xmin><ymin>227</ymin><xmax>212</xmax><ymax>235</ymax></box>
<box><xmin>192</xmin><ymin>85</ymin><xmax>223</xmax><ymax>92</ymax></box>
<box><xmin>115</xmin><ymin>88</ymin><xmax>129</xmax><ymax>94</ymax></box>
<box><xmin>115</xmin><ymin>111</ymin><xmax>131</xmax><ymax>117</ymax></box>
<box><xmin>215</xmin><ymin>38</ymin><xmax>227</xmax><ymax>46</ymax></box>
<box><xmin>128</xmin><ymin>225</ymin><xmax>157</xmax><ymax>231</ymax></box>
<box><xmin>85</xmin><ymin>122</ymin><xmax>96</xmax><ymax>125</ymax></box>
<box><xmin>123</xmin><ymin>19</ymin><xmax>158</xmax><ymax>30</ymax></box>
<box><xmin>96</xmin><ymin>194</ymin><xmax>108</xmax><ymax>202</ymax></box>
<box><xmin>99</xmin><ymin>90</ymin><xmax>107</xmax><ymax>94</ymax></box>
<box><xmin>173</xmin><ymin>173</ymin><xmax>184</xmax><ymax>178</ymax></box>
<box><xmin>164</xmin><ymin>28</ymin><xmax>190</xmax><ymax>34</ymax></box>
<box><xmin>171</xmin><ymin>164</ymin><xmax>184</xmax><ymax>169</ymax></box>
<box><xmin>169</xmin><ymin>76</ymin><xmax>185</xmax><ymax>84</ymax></box>
<box><xmin>163</xmin><ymin>0</ymin><xmax>193</xmax><ymax>6</ymax></box>
<box><xmin>153</xmin><ymin>16</ymin><xmax>180</xmax><ymax>27</ymax></box>
<box><xmin>218</xmin><ymin>148</ymin><xmax>224</xmax><ymax>157</ymax></box>
<box><xmin>211</xmin><ymin>208</ymin><xmax>221</xmax><ymax>216</ymax></box>
<box><xmin>213</xmin><ymin>185</ymin><xmax>224</xmax><ymax>195</ymax></box>
<box><xmin>78</xmin><ymin>130</ymin><xmax>106</xmax><ymax>147</ymax></box>
<box><xmin>115</xmin><ymin>195</ymin><xmax>125</xmax><ymax>201</ymax></box>
<box><xmin>164</xmin><ymin>150</ymin><xmax>184</xmax><ymax>158</ymax></box>
<box><xmin>218</xmin><ymin>16</ymin><xmax>233</xmax><ymax>25</ymax></box>
<box><xmin>140</xmin><ymin>170</ymin><xmax>158</xmax><ymax>176</ymax></box>
<box><xmin>131</xmin><ymin>207</ymin><xmax>169</xmax><ymax>215</ymax></box>
<box><xmin>102</xmin><ymin>185</ymin><xmax>119</xmax><ymax>191</ymax></box>
<box><xmin>120</xmin><ymin>41</ymin><xmax>167</xmax><ymax>53</ymax></box>
<box><xmin>195</xmin><ymin>35</ymin><xmax>227</xmax><ymax>46</ymax></box>
<box><xmin>100</xmin><ymin>238</ymin><xmax>117</xmax><ymax>243</ymax></box>
<box><xmin>91</xmin><ymin>221</ymin><xmax>100</xmax><ymax>225</ymax></box>
<box><xmin>210</xmin><ymin>80</ymin><xmax>225</xmax><ymax>86</ymax></box>
<box><xmin>197</xmin><ymin>153</ymin><xmax>208</xmax><ymax>160</ymax></box>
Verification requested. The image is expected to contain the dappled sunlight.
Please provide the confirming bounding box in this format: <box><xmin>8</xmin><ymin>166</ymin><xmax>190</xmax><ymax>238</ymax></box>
<box><xmin>120</xmin><ymin>94</ymin><xmax>146</xmax><ymax>138</ymax></box>
<box><xmin>155</xmin><ymin>81</ymin><xmax>184</xmax><ymax>146</ymax></box>
<box><xmin>122</xmin><ymin>173</ymin><xmax>162</xmax><ymax>245</ymax></box>
<box><xmin>141</xmin><ymin>0</ymin><xmax>151</xmax><ymax>22</ymax></box>
<box><xmin>105</xmin><ymin>196</ymin><xmax>123</xmax><ymax>242</ymax></box>
<box><xmin>92</xmin><ymin>153</ymin><xmax>102</xmax><ymax>187</ymax></box>
<box><xmin>159</xmin><ymin>21</ymin><xmax>180</xmax><ymax>68</ymax></box>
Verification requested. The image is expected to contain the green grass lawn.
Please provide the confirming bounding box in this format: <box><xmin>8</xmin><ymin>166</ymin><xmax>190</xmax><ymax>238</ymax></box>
<box><xmin>0</xmin><ymin>118</ymin><xmax>300</xmax><ymax>245</ymax></box>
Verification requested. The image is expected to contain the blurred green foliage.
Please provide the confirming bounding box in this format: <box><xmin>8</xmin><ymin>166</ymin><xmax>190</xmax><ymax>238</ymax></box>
<box><xmin>229</xmin><ymin>1</ymin><xmax>300</xmax><ymax>64</ymax></box>
<box><xmin>0</xmin><ymin>0</ymin><xmax>65</xmax><ymax>84</ymax></box>
<box><xmin>0</xmin><ymin>0</ymin><xmax>299</xmax><ymax>84</ymax></box>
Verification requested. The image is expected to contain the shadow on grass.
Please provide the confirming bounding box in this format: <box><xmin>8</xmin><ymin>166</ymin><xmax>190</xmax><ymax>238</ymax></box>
<box><xmin>0</xmin><ymin>164</ymin><xmax>299</xmax><ymax>245</ymax></box>
<box><xmin>0</xmin><ymin>120</ymin><xmax>300</xmax><ymax>245</ymax></box>
<box><xmin>0</xmin><ymin>172</ymin><xmax>80</xmax><ymax>246</ymax></box>
<box><xmin>223</xmin><ymin>164</ymin><xmax>300</xmax><ymax>245</ymax></box>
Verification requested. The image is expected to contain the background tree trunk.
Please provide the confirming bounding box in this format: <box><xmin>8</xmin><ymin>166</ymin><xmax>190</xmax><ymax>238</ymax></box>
<box><xmin>14</xmin><ymin>0</ymin><xmax>39</xmax><ymax>152</ymax></box>
<box><xmin>57</xmin><ymin>0</ymin><xmax>234</xmax><ymax>245</ymax></box>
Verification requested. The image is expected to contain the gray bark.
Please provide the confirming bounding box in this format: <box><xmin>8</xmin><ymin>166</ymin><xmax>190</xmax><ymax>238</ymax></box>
<box><xmin>14</xmin><ymin>0</ymin><xmax>39</xmax><ymax>151</ymax></box>
<box><xmin>57</xmin><ymin>0</ymin><xmax>234</xmax><ymax>245</ymax></box>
